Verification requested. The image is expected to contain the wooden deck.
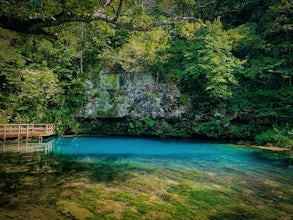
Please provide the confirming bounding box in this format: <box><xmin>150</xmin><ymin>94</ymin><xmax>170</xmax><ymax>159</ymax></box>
<box><xmin>0</xmin><ymin>124</ymin><xmax>54</xmax><ymax>141</ymax></box>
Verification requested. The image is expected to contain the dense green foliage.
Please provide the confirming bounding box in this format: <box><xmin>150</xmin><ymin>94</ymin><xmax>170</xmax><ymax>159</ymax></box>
<box><xmin>0</xmin><ymin>0</ymin><xmax>292</xmax><ymax>146</ymax></box>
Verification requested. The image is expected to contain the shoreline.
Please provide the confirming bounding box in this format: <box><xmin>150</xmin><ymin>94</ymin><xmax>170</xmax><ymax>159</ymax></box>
<box><xmin>62</xmin><ymin>134</ymin><xmax>293</xmax><ymax>150</ymax></box>
<box><xmin>251</xmin><ymin>145</ymin><xmax>291</xmax><ymax>152</ymax></box>
<box><xmin>1</xmin><ymin>134</ymin><xmax>292</xmax><ymax>153</ymax></box>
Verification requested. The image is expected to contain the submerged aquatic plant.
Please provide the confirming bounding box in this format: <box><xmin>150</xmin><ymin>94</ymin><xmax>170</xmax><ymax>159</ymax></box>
<box><xmin>0</xmin><ymin>138</ymin><xmax>292</xmax><ymax>219</ymax></box>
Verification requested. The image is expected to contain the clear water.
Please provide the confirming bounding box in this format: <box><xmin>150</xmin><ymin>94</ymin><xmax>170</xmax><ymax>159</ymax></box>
<box><xmin>0</xmin><ymin>137</ymin><xmax>292</xmax><ymax>219</ymax></box>
<box><xmin>52</xmin><ymin>137</ymin><xmax>292</xmax><ymax>176</ymax></box>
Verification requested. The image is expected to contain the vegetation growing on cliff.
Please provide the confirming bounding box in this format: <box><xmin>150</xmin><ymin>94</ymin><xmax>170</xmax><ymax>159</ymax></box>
<box><xmin>0</xmin><ymin>0</ymin><xmax>292</xmax><ymax>147</ymax></box>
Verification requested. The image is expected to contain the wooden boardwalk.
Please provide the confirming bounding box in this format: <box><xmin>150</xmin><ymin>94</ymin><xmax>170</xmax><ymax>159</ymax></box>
<box><xmin>0</xmin><ymin>124</ymin><xmax>54</xmax><ymax>141</ymax></box>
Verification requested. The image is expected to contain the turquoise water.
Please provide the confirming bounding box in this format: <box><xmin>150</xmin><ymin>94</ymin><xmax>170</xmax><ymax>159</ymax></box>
<box><xmin>52</xmin><ymin>136</ymin><xmax>292</xmax><ymax>174</ymax></box>
<box><xmin>52</xmin><ymin>137</ymin><xmax>293</xmax><ymax>194</ymax></box>
<box><xmin>0</xmin><ymin>137</ymin><xmax>292</xmax><ymax>219</ymax></box>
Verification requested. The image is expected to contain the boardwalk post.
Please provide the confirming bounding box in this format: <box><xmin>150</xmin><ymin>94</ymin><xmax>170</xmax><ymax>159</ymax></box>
<box><xmin>26</xmin><ymin>124</ymin><xmax>29</xmax><ymax>140</ymax></box>
<box><xmin>18</xmin><ymin>124</ymin><xmax>20</xmax><ymax>139</ymax></box>
<box><xmin>25</xmin><ymin>139</ymin><xmax>28</xmax><ymax>152</ymax></box>
<box><xmin>4</xmin><ymin>124</ymin><xmax>6</xmax><ymax>141</ymax></box>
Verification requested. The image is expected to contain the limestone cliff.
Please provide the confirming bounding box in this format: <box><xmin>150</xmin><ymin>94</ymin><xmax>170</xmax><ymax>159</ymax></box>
<box><xmin>81</xmin><ymin>72</ymin><xmax>189</xmax><ymax>120</ymax></box>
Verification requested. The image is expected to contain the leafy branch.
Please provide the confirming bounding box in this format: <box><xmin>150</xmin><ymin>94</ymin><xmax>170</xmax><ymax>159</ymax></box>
<box><xmin>0</xmin><ymin>0</ymin><xmax>203</xmax><ymax>39</ymax></box>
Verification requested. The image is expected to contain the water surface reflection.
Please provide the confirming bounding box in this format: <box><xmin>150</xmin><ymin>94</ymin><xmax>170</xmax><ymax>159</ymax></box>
<box><xmin>0</xmin><ymin>140</ymin><xmax>53</xmax><ymax>154</ymax></box>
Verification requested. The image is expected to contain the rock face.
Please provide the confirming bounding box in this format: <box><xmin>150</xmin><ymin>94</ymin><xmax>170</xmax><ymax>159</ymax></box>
<box><xmin>82</xmin><ymin>72</ymin><xmax>189</xmax><ymax>120</ymax></box>
<box><xmin>142</xmin><ymin>0</ymin><xmax>158</xmax><ymax>10</ymax></box>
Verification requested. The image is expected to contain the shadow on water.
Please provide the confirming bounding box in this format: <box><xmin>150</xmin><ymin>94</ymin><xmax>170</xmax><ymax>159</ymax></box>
<box><xmin>52</xmin><ymin>154</ymin><xmax>137</xmax><ymax>183</ymax></box>
<box><xmin>0</xmin><ymin>152</ymin><xmax>138</xmax><ymax>196</ymax></box>
<box><xmin>50</xmin><ymin>154</ymin><xmax>143</xmax><ymax>183</ymax></box>
<box><xmin>0</xmin><ymin>168</ymin><xmax>21</xmax><ymax>196</ymax></box>
<box><xmin>210</xmin><ymin>207</ymin><xmax>267</xmax><ymax>220</ymax></box>
<box><xmin>248</xmin><ymin>149</ymin><xmax>293</xmax><ymax>168</ymax></box>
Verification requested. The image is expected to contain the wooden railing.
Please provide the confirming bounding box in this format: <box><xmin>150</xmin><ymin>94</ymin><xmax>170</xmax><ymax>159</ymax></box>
<box><xmin>0</xmin><ymin>141</ymin><xmax>53</xmax><ymax>154</ymax></box>
<box><xmin>0</xmin><ymin>124</ymin><xmax>54</xmax><ymax>141</ymax></box>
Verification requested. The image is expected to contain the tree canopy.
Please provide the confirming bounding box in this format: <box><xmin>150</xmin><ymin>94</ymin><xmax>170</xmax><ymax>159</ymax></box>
<box><xmin>0</xmin><ymin>0</ymin><xmax>292</xmax><ymax>146</ymax></box>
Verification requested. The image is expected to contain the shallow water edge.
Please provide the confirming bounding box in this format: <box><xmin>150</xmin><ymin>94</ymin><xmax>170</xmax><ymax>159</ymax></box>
<box><xmin>0</xmin><ymin>137</ymin><xmax>292</xmax><ymax>219</ymax></box>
